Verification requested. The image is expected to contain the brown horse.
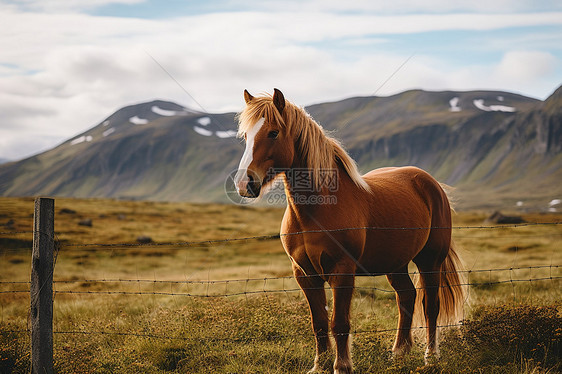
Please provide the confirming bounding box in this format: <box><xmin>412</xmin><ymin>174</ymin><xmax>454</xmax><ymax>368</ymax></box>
<box><xmin>234</xmin><ymin>89</ymin><xmax>465</xmax><ymax>374</ymax></box>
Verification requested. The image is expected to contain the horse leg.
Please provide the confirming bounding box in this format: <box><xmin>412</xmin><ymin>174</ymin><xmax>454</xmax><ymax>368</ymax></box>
<box><xmin>386</xmin><ymin>266</ymin><xmax>416</xmax><ymax>357</ymax></box>
<box><xmin>294</xmin><ymin>267</ymin><xmax>330</xmax><ymax>373</ymax></box>
<box><xmin>329</xmin><ymin>272</ymin><xmax>355</xmax><ymax>374</ymax></box>
<box><xmin>418</xmin><ymin>267</ymin><xmax>441</xmax><ymax>363</ymax></box>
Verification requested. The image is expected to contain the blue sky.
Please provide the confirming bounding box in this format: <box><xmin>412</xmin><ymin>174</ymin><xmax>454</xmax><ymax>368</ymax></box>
<box><xmin>0</xmin><ymin>0</ymin><xmax>561</xmax><ymax>160</ymax></box>
<box><xmin>92</xmin><ymin>0</ymin><xmax>237</xmax><ymax>17</ymax></box>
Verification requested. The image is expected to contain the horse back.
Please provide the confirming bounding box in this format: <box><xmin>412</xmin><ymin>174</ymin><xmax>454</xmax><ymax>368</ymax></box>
<box><xmin>359</xmin><ymin>166</ymin><xmax>452</xmax><ymax>272</ymax></box>
<box><xmin>363</xmin><ymin>166</ymin><xmax>450</xmax><ymax>217</ymax></box>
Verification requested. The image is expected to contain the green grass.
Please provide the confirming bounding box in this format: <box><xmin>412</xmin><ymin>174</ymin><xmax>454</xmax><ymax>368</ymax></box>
<box><xmin>1</xmin><ymin>197</ymin><xmax>561</xmax><ymax>373</ymax></box>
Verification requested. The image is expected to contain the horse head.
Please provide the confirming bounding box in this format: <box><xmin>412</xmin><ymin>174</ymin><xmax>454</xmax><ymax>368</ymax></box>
<box><xmin>234</xmin><ymin>88</ymin><xmax>294</xmax><ymax>198</ymax></box>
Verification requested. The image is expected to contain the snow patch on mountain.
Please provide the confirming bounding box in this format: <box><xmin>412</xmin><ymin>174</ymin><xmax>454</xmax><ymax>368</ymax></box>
<box><xmin>151</xmin><ymin>106</ymin><xmax>178</xmax><ymax>116</ymax></box>
<box><xmin>473</xmin><ymin>99</ymin><xmax>516</xmax><ymax>112</ymax></box>
<box><xmin>449</xmin><ymin>97</ymin><xmax>461</xmax><ymax>112</ymax></box>
<box><xmin>129</xmin><ymin>116</ymin><xmax>149</xmax><ymax>125</ymax></box>
<box><xmin>71</xmin><ymin>135</ymin><xmax>93</xmax><ymax>145</ymax></box>
<box><xmin>216</xmin><ymin>130</ymin><xmax>237</xmax><ymax>138</ymax></box>
<box><xmin>197</xmin><ymin>117</ymin><xmax>211</xmax><ymax>126</ymax></box>
<box><xmin>103</xmin><ymin>128</ymin><xmax>115</xmax><ymax>137</ymax></box>
<box><xmin>193</xmin><ymin>126</ymin><xmax>212</xmax><ymax>136</ymax></box>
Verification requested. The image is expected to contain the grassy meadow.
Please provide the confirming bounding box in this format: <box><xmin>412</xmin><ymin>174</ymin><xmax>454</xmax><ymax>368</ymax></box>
<box><xmin>1</xmin><ymin>197</ymin><xmax>561</xmax><ymax>373</ymax></box>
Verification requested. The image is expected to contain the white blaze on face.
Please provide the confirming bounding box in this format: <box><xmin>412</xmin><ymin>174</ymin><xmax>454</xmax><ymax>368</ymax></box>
<box><xmin>235</xmin><ymin>118</ymin><xmax>265</xmax><ymax>194</ymax></box>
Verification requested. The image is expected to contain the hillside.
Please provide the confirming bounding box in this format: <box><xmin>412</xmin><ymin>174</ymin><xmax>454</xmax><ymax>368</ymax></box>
<box><xmin>0</xmin><ymin>101</ymin><xmax>241</xmax><ymax>202</ymax></box>
<box><xmin>0</xmin><ymin>87</ymin><xmax>560</xmax><ymax>210</ymax></box>
<box><xmin>307</xmin><ymin>88</ymin><xmax>562</xmax><ymax>209</ymax></box>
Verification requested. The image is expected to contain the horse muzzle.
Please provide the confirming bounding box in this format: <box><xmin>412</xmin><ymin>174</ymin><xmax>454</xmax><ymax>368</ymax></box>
<box><xmin>235</xmin><ymin>170</ymin><xmax>262</xmax><ymax>198</ymax></box>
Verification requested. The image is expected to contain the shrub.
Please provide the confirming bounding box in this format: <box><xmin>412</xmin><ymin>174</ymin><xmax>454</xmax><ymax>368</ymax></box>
<box><xmin>441</xmin><ymin>304</ymin><xmax>561</xmax><ymax>372</ymax></box>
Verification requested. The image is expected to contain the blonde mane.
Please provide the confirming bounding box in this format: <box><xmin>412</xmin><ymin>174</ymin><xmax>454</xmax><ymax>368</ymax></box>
<box><xmin>237</xmin><ymin>93</ymin><xmax>369</xmax><ymax>192</ymax></box>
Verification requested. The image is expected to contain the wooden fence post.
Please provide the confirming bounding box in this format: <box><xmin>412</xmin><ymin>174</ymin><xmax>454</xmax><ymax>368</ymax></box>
<box><xmin>30</xmin><ymin>197</ymin><xmax>54</xmax><ymax>374</ymax></box>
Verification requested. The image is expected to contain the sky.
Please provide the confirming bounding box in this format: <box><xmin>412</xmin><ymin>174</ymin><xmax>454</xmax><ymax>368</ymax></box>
<box><xmin>1</xmin><ymin>0</ymin><xmax>561</xmax><ymax>161</ymax></box>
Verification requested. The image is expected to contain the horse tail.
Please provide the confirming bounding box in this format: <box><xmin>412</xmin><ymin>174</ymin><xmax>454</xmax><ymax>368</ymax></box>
<box><xmin>437</xmin><ymin>241</ymin><xmax>466</xmax><ymax>325</ymax></box>
<box><xmin>413</xmin><ymin>241</ymin><xmax>467</xmax><ymax>329</ymax></box>
<box><xmin>438</xmin><ymin>182</ymin><xmax>456</xmax><ymax>213</ymax></box>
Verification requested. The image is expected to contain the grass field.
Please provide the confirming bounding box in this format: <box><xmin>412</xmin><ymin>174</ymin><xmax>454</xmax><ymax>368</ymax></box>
<box><xmin>1</xmin><ymin>197</ymin><xmax>561</xmax><ymax>373</ymax></box>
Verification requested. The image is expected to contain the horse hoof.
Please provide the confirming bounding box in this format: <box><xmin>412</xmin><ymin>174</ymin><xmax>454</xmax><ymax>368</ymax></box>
<box><xmin>334</xmin><ymin>369</ymin><xmax>353</xmax><ymax>374</ymax></box>
<box><xmin>392</xmin><ymin>345</ymin><xmax>412</xmax><ymax>359</ymax></box>
<box><xmin>333</xmin><ymin>365</ymin><xmax>353</xmax><ymax>374</ymax></box>
<box><xmin>307</xmin><ymin>364</ymin><xmax>323</xmax><ymax>374</ymax></box>
<box><xmin>424</xmin><ymin>349</ymin><xmax>440</xmax><ymax>365</ymax></box>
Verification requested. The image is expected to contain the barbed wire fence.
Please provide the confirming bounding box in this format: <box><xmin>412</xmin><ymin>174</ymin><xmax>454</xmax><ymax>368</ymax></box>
<box><xmin>1</xmin><ymin>198</ymin><xmax>561</xmax><ymax>371</ymax></box>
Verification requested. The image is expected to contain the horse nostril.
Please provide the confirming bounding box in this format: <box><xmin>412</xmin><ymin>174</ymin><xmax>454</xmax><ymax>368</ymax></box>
<box><xmin>246</xmin><ymin>173</ymin><xmax>261</xmax><ymax>197</ymax></box>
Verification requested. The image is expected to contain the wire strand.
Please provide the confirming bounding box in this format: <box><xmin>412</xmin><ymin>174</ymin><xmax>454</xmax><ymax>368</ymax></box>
<box><xmin>59</xmin><ymin>221</ymin><xmax>562</xmax><ymax>249</ymax></box>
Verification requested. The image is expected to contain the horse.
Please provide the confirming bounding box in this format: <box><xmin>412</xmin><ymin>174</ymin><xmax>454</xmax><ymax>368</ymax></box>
<box><xmin>234</xmin><ymin>88</ymin><xmax>465</xmax><ymax>374</ymax></box>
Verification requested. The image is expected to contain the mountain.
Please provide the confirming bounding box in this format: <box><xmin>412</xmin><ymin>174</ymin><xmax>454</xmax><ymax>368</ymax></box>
<box><xmin>0</xmin><ymin>87</ymin><xmax>560</xmax><ymax>210</ymax></box>
<box><xmin>307</xmin><ymin>87</ymin><xmax>561</xmax><ymax>209</ymax></box>
<box><xmin>0</xmin><ymin>100</ymin><xmax>241</xmax><ymax>202</ymax></box>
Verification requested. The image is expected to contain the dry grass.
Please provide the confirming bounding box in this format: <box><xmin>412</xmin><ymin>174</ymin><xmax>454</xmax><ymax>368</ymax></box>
<box><xmin>1</xmin><ymin>197</ymin><xmax>561</xmax><ymax>373</ymax></box>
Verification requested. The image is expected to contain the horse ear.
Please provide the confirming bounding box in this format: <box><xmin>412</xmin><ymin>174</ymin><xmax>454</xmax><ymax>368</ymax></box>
<box><xmin>273</xmin><ymin>88</ymin><xmax>285</xmax><ymax>114</ymax></box>
<box><xmin>244</xmin><ymin>89</ymin><xmax>254</xmax><ymax>104</ymax></box>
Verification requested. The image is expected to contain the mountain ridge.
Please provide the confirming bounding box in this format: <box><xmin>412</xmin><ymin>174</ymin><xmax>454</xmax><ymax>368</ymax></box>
<box><xmin>0</xmin><ymin>86</ymin><xmax>560</xmax><ymax>210</ymax></box>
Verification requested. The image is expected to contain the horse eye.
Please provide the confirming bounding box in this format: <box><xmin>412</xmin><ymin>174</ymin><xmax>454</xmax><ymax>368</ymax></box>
<box><xmin>268</xmin><ymin>130</ymin><xmax>279</xmax><ymax>139</ymax></box>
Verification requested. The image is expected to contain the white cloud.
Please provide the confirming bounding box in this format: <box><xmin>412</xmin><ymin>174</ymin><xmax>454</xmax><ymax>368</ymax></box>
<box><xmin>495</xmin><ymin>50</ymin><xmax>557</xmax><ymax>82</ymax></box>
<box><xmin>6</xmin><ymin>0</ymin><xmax>562</xmax><ymax>15</ymax></box>
<box><xmin>0</xmin><ymin>5</ymin><xmax>561</xmax><ymax>160</ymax></box>
<box><xmin>246</xmin><ymin>0</ymin><xmax>562</xmax><ymax>14</ymax></box>
<box><xmin>7</xmin><ymin>0</ymin><xmax>143</xmax><ymax>13</ymax></box>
